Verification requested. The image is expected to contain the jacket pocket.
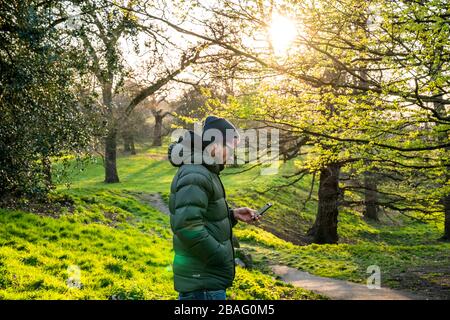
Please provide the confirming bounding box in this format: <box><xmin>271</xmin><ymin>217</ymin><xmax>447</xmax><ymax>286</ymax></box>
<box><xmin>205</xmin><ymin>242</ymin><xmax>230</xmax><ymax>267</ymax></box>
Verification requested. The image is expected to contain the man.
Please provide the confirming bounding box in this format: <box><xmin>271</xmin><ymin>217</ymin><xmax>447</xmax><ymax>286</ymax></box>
<box><xmin>168</xmin><ymin>116</ymin><xmax>260</xmax><ymax>300</ymax></box>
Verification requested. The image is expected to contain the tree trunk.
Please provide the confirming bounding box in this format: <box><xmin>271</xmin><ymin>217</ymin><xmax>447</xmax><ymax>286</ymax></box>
<box><xmin>123</xmin><ymin>131</ymin><xmax>136</xmax><ymax>154</ymax></box>
<box><xmin>356</xmin><ymin>16</ymin><xmax>380</xmax><ymax>222</ymax></box>
<box><xmin>123</xmin><ymin>133</ymin><xmax>131</xmax><ymax>152</ymax></box>
<box><xmin>434</xmin><ymin>94</ymin><xmax>449</xmax><ymax>240</ymax></box>
<box><xmin>42</xmin><ymin>156</ymin><xmax>52</xmax><ymax>191</ymax></box>
<box><xmin>101</xmin><ymin>81</ymin><xmax>119</xmax><ymax>183</ymax></box>
<box><xmin>152</xmin><ymin>114</ymin><xmax>163</xmax><ymax>146</ymax></box>
<box><xmin>363</xmin><ymin>171</ymin><xmax>379</xmax><ymax>221</ymax></box>
<box><xmin>129</xmin><ymin>135</ymin><xmax>136</xmax><ymax>155</ymax></box>
<box><xmin>104</xmin><ymin>128</ymin><xmax>120</xmax><ymax>183</ymax></box>
<box><xmin>307</xmin><ymin>163</ymin><xmax>341</xmax><ymax>244</ymax></box>
<box><xmin>441</xmin><ymin>193</ymin><xmax>450</xmax><ymax>241</ymax></box>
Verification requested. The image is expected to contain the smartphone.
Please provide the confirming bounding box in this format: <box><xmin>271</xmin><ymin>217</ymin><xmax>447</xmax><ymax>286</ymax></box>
<box><xmin>256</xmin><ymin>203</ymin><xmax>273</xmax><ymax>216</ymax></box>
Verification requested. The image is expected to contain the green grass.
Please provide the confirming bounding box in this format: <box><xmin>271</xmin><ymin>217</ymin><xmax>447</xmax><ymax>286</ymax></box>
<box><xmin>55</xmin><ymin>145</ymin><xmax>174</xmax><ymax>194</ymax></box>
<box><xmin>1</xmin><ymin>143</ymin><xmax>448</xmax><ymax>299</ymax></box>
<box><xmin>0</xmin><ymin>212</ymin><xmax>173</xmax><ymax>299</ymax></box>
<box><xmin>0</xmin><ymin>189</ymin><xmax>322</xmax><ymax>300</ymax></box>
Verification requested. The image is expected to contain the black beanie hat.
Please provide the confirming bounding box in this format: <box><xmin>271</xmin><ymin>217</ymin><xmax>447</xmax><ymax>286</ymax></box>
<box><xmin>202</xmin><ymin>115</ymin><xmax>240</xmax><ymax>146</ymax></box>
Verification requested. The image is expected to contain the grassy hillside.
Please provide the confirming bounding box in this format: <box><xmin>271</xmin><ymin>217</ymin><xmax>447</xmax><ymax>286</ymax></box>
<box><xmin>0</xmin><ymin>190</ymin><xmax>321</xmax><ymax>299</ymax></box>
<box><xmin>1</xmin><ymin>144</ymin><xmax>448</xmax><ymax>299</ymax></box>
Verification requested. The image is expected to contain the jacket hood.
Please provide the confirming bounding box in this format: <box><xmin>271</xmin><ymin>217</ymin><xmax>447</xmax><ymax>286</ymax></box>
<box><xmin>168</xmin><ymin>130</ymin><xmax>224</xmax><ymax>174</ymax></box>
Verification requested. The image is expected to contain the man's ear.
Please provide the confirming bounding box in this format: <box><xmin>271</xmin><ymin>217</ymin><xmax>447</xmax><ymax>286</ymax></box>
<box><xmin>210</xmin><ymin>143</ymin><xmax>216</xmax><ymax>157</ymax></box>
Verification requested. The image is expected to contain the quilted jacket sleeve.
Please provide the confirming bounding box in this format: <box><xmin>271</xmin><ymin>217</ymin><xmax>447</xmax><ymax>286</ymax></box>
<box><xmin>228</xmin><ymin>205</ymin><xmax>239</xmax><ymax>227</ymax></box>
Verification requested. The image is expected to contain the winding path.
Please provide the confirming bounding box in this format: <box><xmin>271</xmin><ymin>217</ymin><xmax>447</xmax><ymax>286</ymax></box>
<box><xmin>271</xmin><ymin>264</ymin><xmax>426</xmax><ymax>300</ymax></box>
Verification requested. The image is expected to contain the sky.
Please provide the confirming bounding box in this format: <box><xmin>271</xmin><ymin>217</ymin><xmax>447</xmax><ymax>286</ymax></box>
<box><xmin>117</xmin><ymin>0</ymin><xmax>299</xmax><ymax>100</ymax></box>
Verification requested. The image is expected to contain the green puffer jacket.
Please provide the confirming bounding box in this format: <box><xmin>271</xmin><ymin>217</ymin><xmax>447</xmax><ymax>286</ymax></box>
<box><xmin>168</xmin><ymin>133</ymin><xmax>238</xmax><ymax>293</ymax></box>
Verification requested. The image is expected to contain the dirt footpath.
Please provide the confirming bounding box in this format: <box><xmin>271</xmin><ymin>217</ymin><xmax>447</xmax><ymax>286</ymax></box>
<box><xmin>271</xmin><ymin>265</ymin><xmax>428</xmax><ymax>300</ymax></box>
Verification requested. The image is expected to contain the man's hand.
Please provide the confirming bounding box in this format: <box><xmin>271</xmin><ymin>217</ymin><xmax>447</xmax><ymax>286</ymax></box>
<box><xmin>233</xmin><ymin>207</ymin><xmax>260</xmax><ymax>224</ymax></box>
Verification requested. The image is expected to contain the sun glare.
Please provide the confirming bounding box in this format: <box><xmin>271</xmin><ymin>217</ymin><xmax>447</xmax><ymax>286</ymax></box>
<box><xmin>269</xmin><ymin>12</ymin><xmax>298</xmax><ymax>56</ymax></box>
